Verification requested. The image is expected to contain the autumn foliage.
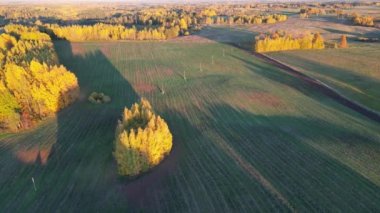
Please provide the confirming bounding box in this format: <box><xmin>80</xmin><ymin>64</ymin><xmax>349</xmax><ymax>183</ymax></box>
<box><xmin>352</xmin><ymin>15</ymin><xmax>374</xmax><ymax>27</ymax></box>
<box><xmin>339</xmin><ymin>35</ymin><xmax>348</xmax><ymax>48</ymax></box>
<box><xmin>0</xmin><ymin>25</ymin><xmax>79</xmax><ymax>131</ymax></box>
<box><xmin>114</xmin><ymin>98</ymin><xmax>172</xmax><ymax>176</ymax></box>
<box><xmin>46</xmin><ymin>23</ymin><xmax>180</xmax><ymax>41</ymax></box>
<box><xmin>254</xmin><ymin>32</ymin><xmax>325</xmax><ymax>53</ymax></box>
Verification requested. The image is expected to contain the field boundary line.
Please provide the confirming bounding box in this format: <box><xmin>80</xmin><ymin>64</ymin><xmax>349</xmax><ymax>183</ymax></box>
<box><xmin>253</xmin><ymin>53</ymin><xmax>380</xmax><ymax>123</ymax></box>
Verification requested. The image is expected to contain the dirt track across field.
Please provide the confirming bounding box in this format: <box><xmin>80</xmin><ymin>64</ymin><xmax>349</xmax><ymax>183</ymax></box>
<box><xmin>253</xmin><ymin>53</ymin><xmax>380</xmax><ymax>123</ymax></box>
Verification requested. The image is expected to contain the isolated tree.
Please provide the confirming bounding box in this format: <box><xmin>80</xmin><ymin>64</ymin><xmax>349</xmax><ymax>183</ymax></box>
<box><xmin>312</xmin><ymin>33</ymin><xmax>325</xmax><ymax>49</ymax></box>
<box><xmin>339</xmin><ymin>35</ymin><xmax>348</xmax><ymax>48</ymax></box>
<box><xmin>114</xmin><ymin>98</ymin><xmax>173</xmax><ymax>176</ymax></box>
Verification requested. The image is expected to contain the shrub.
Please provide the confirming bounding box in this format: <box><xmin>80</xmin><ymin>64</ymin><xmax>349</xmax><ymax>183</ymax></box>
<box><xmin>88</xmin><ymin>92</ymin><xmax>111</xmax><ymax>104</ymax></box>
<box><xmin>114</xmin><ymin>98</ymin><xmax>172</xmax><ymax>176</ymax></box>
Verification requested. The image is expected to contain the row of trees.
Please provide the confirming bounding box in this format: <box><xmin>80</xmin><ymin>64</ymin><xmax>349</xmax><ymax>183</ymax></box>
<box><xmin>114</xmin><ymin>98</ymin><xmax>172</xmax><ymax>176</ymax></box>
<box><xmin>46</xmin><ymin>23</ymin><xmax>181</xmax><ymax>41</ymax></box>
<box><xmin>254</xmin><ymin>32</ymin><xmax>325</xmax><ymax>53</ymax></box>
<box><xmin>102</xmin><ymin>8</ymin><xmax>287</xmax><ymax>27</ymax></box>
<box><xmin>0</xmin><ymin>25</ymin><xmax>79</xmax><ymax>131</ymax></box>
<box><xmin>44</xmin><ymin>13</ymin><xmax>287</xmax><ymax>42</ymax></box>
<box><xmin>204</xmin><ymin>14</ymin><xmax>287</xmax><ymax>25</ymax></box>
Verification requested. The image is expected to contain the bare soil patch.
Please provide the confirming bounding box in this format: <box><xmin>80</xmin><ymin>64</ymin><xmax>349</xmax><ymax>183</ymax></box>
<box><xmin>134</xmin><ymin>83</ymin><xmax>157</xmax><ymax>93</ymax></box>
<box><xmin>248</xmin><ymin>91</ymin><xmax>284</xmax><ymax>108</ymax></box>
<box><xmin>70</xmin><ymin>43</ymin><xmax>86</xmax><ymax>55</ymax></box>
<box><xmin>15</xmin><ymin>147</ymin><xmax>51</xmax><ymax>165</ymax></box>
<box><xmin>169</xmin><ymin>34</ymin><xmax>215</xmax><ymax>43</ymax></box>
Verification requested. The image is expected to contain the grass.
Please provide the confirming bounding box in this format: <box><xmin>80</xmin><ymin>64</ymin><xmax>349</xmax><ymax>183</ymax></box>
<box><xmin>267</xmin><ymin>42</ymin><xmax>380</xmax><ymax>112</ymax></box>
<box><xmin>0</xmin><ymin>39</ymin><xmax>380</xmax><ymax>212</ymax></box>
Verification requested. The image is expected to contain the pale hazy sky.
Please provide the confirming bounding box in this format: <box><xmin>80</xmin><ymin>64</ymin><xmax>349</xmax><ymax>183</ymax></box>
<box><xmin>1</xmin><ymin>0</ymin><xmax>264</xmax><ymax>3</ymax></box>
<box><xmin>1</xmin><ymin>0</ymin><xmax>336</xmax><ymax>4</ymax></box>
<box><xmin>2</xmin><ymin>0</ymin><xmax>242</xmax><ymax>2</ymax></box>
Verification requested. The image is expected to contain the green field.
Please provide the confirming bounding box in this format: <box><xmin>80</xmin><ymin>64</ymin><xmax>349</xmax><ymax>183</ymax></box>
<box><xmin>1</xmin><ymin>39</ymin><xmax>380</xmax><ymax>212</ymax></box>
<box><xmin>267</xmin><ymin>42</ymin><xmax>380</xmax><ymax>112</ymax></box>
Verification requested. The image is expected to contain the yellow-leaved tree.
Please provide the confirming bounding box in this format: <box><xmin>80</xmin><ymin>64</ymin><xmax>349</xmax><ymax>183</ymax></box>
<box><xmin>114</xmin><ymin>98</ymin><xmax>173</xmax><ymax>176</ymax></box>
<box><xmin>0</xmin><ymin>25</ymin><xmax>80</xmax><ymax>132</ymax></box>
<box><xmin>254</xmin><ymin>32</ymin><xmax>325</xmax><ymax>53</ymax></box>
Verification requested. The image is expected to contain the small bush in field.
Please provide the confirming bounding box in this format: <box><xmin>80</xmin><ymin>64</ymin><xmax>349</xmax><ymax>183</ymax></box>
<box><xmin>88</xmin><ymin>92</ymin><xmax>111</xmax><ymax>104</ymax></box>
<box><xmin>114</xmin><ymin>98</ymin><xmax>172</xmax><ymax>176</ymax></box>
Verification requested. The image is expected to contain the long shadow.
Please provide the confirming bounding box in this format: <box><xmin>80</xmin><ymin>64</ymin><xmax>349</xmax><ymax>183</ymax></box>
<box><xmin>322</xmin><ymin>27</ymin><xmax>380</xmax><ymax>38</ymax></box>
<box><xmin>126</xmin><ymin>102</ymin><xmax>380</xmax><ymax>212</ymax></box>
<box><xmin>322</xmin><ymin>27</ymin><xmax>363</xmax><ymax>37</ymax></box>
<box><xmin>0</xmin><ymin>40</ymin><xmax>141</xmax><ymax>211</ymax></box>
<box><xmin>196</xmin><ymin>26</ymin><xmax>256</xmax><ymax>51</ymax></box>
<box><xmin>202</xmin><ymin>103</ymin><xmax>380</xmax><ymax>212</ymax></box>
<box><xmin>41</xmin><ymin>40</ymin><xmax>140</xmax><ymax>211</ymax></box>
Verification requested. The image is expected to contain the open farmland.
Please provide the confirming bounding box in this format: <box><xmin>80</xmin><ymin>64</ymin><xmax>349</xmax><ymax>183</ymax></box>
<box><xmin>233</xmin><ymin>14</ymin><xmax>380</xmax><ymax>112</ymax></box>
<box><xmin>267</xmin><ymin>42</ymin><xmax>380</xmax><ymax>112</ymax></box>
<box><xmin>1</xmin><ymin>38</ymin><xmax>380</xmax><ymax>211</ymax></box>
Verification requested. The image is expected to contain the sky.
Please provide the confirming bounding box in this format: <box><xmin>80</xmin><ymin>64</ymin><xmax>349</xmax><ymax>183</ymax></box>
<box><xmin>1</xmin><ymin>0</ymin><xmax>362</xmax><ymax>4</ymax></box>
<box><xmin>0</xmin><ymin>0</ymin><xmax>294</xmax><ymax>3</ymax></box>
<box><xmin>2</xmin><ymin>0</ymin><xmax>242</xmax><ymax>3</ymax></box>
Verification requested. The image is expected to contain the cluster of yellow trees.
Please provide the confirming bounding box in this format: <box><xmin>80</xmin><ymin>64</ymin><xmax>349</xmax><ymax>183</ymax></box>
<box><xmin>0</xmin><ymin>25</ymin><xmax>79</xmax><ymax>131</ymax></box>
<box><xmin>5</xmin><ymin>24</ymin><xmax>52</xmax><ymax>41</ymax></box>
<box><xmin>205</xmin><ymin>14</ymin><xmax>287</xmax><ymax>25</ymax></box>
<box><xmin>299</xmin><ymin>8</ymin><xmax>326</xmax><ymax>17</ymax></box>
<box><xmin>46</xmin><ymin>23</ymin><xmax>182</xmax><ymax>41</ymax></box>
<box><xmin>352</xmin><ymin>15</ymin><xmax>374</xmax><ymax>27</ymax></box>
<box><xmin>254</xmin><ymin>32</ymin><xmax>325</xmax><ymax>53</ymax></box>
<box><xmin>114</xmin><ymin>98</ymin><xmax>172</xmax><ymax>176</ymax></box>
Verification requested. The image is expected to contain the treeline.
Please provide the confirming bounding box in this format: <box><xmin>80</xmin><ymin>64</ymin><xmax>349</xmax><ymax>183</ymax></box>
<box><xmin>0</xmin><ymin>25</ymin><xmax>79</xmax><ymax>131</ymax></box>
<box><xmin>204</xmin><ymin>14</ymin><xmax>287</xmax><ymax>25</ymax></box>
<box><xmin>45</xmin><ymin>23</ymin><xmax>181</xmax><ymax>41</ymax></box>
<box><xmin>114</xmin><ymin>98</ymin><xmax>172</xmax><ymax>176</ymax></box>
<box><xmin>105</xmin><ymin>10</ymin><xmax>287</xmax><ymax>26</ymax></box>
<box><xmin>77</xmin><ymin>8</ymin><xmax>287</xmax><ymax>27</ymax></box>
<box><xmin>254</xmin><ymin>31</ymin><xmax>325</xmax><ymax>53</ymax></box>
<box><xmin>2</xmin><ymin>5</ymin><xmax>290</xmax><ymax>41</ymax></box>
<box><xmin>44</xmin><ymin>14</ymin><xmax>287</xmax><ymax>41</ymax></box>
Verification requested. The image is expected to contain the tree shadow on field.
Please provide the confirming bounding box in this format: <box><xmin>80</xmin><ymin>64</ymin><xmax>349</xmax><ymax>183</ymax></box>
<box><xmin>201</xmin><ymin>103</ymin><xmax>380</xmax><ymax>212</ymax></box>
<box><xmin>34</xmin><ymin>40</ymin><xmax>142</xmax><ymax>211</ymax></box>
<box><xmin>196</xmin><ymin>26</ymin><xmax>256</xmax><ymax>51</ymax></box>
<box><xmin>0</xmin><ymin>40</ymin><xmax>141</xmax><ymax>211</ymax></box>
<box><xmin>123</xmin><ymin>101</ymin><xmax>380</xmax><ymax>212</ymax></box>
<box><xmin>49</xmin><ymin>40</ymin><xmax>184</xmax><ymax>212</ymax></box>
